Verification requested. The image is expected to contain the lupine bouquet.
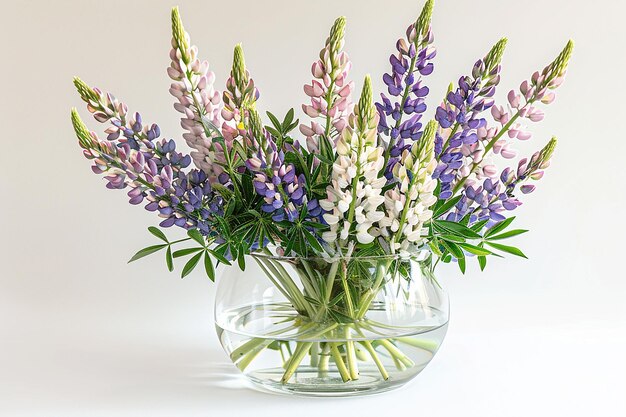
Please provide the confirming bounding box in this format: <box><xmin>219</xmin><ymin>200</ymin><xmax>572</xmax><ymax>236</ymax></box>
<box><xmin>71</xmin><ymin>2</ymin><xmax>571</xmax><ymax>384</ymax></box>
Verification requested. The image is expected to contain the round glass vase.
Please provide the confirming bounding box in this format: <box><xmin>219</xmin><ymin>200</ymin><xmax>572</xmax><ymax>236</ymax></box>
<box><xmin>214</xmin><ymin>251</ymin><xmax>449</xmax><ymax>397</ymax></box>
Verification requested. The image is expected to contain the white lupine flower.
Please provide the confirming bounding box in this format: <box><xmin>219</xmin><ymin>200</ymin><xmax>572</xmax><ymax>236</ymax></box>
<box><xmin>320</xmin><ymin>76</ymin><xmax>387</xmax><ymax>246</ymax></box>
<box><xmin>381</xmin><ymin>120</ymin><xmax>439</xmax><ymax>251</ymax></box>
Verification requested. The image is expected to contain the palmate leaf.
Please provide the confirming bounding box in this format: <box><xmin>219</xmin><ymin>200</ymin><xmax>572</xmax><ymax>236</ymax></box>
<box><xmin>128</xmin><ymin>244</ymin><xmax>167</xmax><ymax>263</ymax></box>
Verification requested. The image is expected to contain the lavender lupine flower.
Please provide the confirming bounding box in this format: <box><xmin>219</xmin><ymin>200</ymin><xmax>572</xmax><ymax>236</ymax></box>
<box><xmin>501</xmin><ymin>137</ymin><xmax>557</xmax><ymax>196</ymax></box>
<box><xmin>246</xmin><ymin>141</ymin><xmax>306</xmax><ymax>222</ymax></box>
<box><xmin>433</xmin><ymin>38</ymin><xmax>507</xmax><ymax>200</ymax></box>
<box><xmin>379</xmin><ymin>120</ymin><xmax>438</xmax><ymax>253</ymax></box>
<box><xmin>243</xmin><ymin>108</ymin><xmax>307</xmax><ymax>221</ymax></box>
<box><xmin>376</xmin><ymin>0</ymin><xmax>435</xmax><ymax>177</ymax></box>
<box><xmin>445</xmin><ymin>138</ymin><xmax>557</xmax><ymax>224</ymax></box>
<box><xmin>442</xmin><ymin>42</ymin><xmax>573</xmax><ymax>224</ymax></box>
<box><xmin>320</xmin><ymin>76</ymin><xmax>386</xmax><ymax>245</ymax></box>
<box><xmin>73</xmin><ymin>108</ymin><xmax>222</xmax><ymax>233</ymax></box>
<box><xmin>221</xmin><ymin>44</ymin><xmax>260</xmax><ymax>148</ymax></box>
<box><xmin>299</xmin><ymin>16</ymin><xmax>354</xmax><ymax>153</ymax></box>
<box><xmin>146</xmin><ymin>168</ymin><xmax>223</xmax><ymax>234</ymax></box>
<box><xmin>73</xmin><ymin>77</ymin><xmax>191</xmax><ymax>178</ymax></box>
<box><xmin>74</xmin><ymin>78</ymin><xmax>183</xmax><ymax>159</ymax></box>
<box><xmin>453</xmin><ymin>40</ymin><xmax>573</xmax><ymax>197</ymax></box>
<box><xmin>168</xmin><ymin>7</ymin><xmax>223</xmax><ymax>179</ymax></box>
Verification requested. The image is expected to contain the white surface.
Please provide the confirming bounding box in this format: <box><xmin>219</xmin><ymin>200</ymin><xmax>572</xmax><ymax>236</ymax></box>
<box><xmin>1</xmin><ymin>0</ymin><xmax>625</xmax><ymax>415</ymax></box>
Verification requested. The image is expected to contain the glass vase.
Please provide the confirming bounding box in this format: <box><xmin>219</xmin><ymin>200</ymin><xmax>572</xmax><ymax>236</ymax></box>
<box><xmin>214</xmin><ymin>251</ymin><xmax>449</xmax><ymax>397</ymax></box>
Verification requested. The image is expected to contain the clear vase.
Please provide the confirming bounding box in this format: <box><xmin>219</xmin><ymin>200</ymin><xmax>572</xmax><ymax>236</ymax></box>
<box><xmin>214</xmin><ymin>251</ymin><xmax>449</xmax><ymax>397</ymax></box>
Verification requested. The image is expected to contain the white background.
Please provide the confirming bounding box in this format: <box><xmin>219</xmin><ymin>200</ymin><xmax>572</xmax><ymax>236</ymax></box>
<box><xmin>1</xmin><ymin>0</ymin><xmax>625</xmax><ymax>415</ymax></box>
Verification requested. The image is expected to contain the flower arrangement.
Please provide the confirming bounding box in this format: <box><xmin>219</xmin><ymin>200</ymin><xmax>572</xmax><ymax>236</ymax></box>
<box><xmin>70</xmin><ymin>1</ymin><xmax>572</xmax><ymax>391</ymax></box>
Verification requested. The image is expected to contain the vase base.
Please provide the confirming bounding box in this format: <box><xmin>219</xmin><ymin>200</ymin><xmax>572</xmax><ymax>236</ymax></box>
<box><xmin>245</xmin><ymin>365</ymin><xmax>426</xmax><ymax>397</ymax></box>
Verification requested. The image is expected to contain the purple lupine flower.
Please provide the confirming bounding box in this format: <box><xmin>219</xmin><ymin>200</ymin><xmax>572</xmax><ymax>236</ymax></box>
<box><xmin>445</xmin><ymin>137</ymin><xmax>557</xmax><ymax>227</ymax></box>
<box><xmin>146</xmin><ymin>168</ymin><xmax>223</xmax><ymax>235</ymax></box>
<box><xmin>377</xmin><ymin>1</ymin><xmax>435</xmax><ymax>178</ymax></box>
<box><xmin>433</xmin><ymin>39</ymin><xmax>507</xmax><ymax>201</ymax></box>
<box><xmin>446</xmin><ymin>177</ymin><xmax>519</xmax><ymax>224</ymax></box>
<box><xmin>245</xmin><ymin>139</ymin><xmax>308</xmax><ymax>222</ymax></box>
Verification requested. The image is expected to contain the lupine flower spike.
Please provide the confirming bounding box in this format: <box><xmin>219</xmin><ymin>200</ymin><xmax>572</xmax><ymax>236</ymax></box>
<box><xmin>377</xmin><ymin>0</ymin><xmax>435</xmax><ymax>178</ymax></box>
<box><xmin>320</xmin><ymin>75</ymin><xmax>386</xmax><ymax>245</ymax></box>
<box><xmin>300</xmin><ymin>17</ymin><xmax>354</xmax><ymax>155</ymax></box>
<box><xmin>168</xmin><ymin>7</ymin><xmax>223</xmax><ymax>180</ymax></box>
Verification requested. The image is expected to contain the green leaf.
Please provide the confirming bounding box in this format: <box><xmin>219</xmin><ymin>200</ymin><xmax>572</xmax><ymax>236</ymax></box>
<box><xmin>187</xmin><ymin>229</ymin><xmax>205</xmax><ymax>246</ymax></box>
<box><xmin>266</xmin><ymin>111</ymin><xmax>281</xmax><ymax>130</ymax></box>
<box><xmin>166</xmin><ymin>246</ymin><xmax>174</xmax><ymax>272</ymax></box>
<box><xmin>440</xmin><ymin>234</ymin><xmax>466</xmax><ymax>243</ymax></box>
<box><xmin>488</xmin><ymin>229</ymin><xmax>529</xmax><ymax>241</ymax></box>
<box><xmin>485</xmin><ymin>217</ymin><xmax>516</xmax><ymax>237</ymax></box>
<box><xmin>478</xmin><ymin>255</ymin><xmax>487</xmax><ymax>271</ymax></box>
<box><xmin>434</xmin><ymin>195</ymin><xmax>462</xmax><ymax>218</ymax></box>
<box><xmin>303</xmin><ymin>295</ymin><xmax>321</xmax><ymax>306</ymax></box>
<box><xmin>457</xmin><ymin>257</ymin><xmax>466</xmax><ymax>274</ymax></box>
<box><xmin>204</xmin><ymin>251</ymin><xmax>215</xmax><ymax>281</ymax></box>
<box><xmin>314</xmin><ymin>153</ymin><xmax>334</xmax><ymax>165</ymax></box>
<box><xmin>435</xmin><ymin>220</ymin><xmax>481</xmax><ymax>239</ymax></box>
<box><xmin>237</xmin><ymin>244</ymin><xmax>246</xmax><ymax>271</ymax></box>
<box><xmin>181</xmin><ymin>251</ymin><xmax>203</xmax><ymax>278</ymax></box>
<box><xmin>428</xmin><ymin>239</ymin><xmax>443</xmax><ymax>257</ymax></box>
<box><xmin>441</xmin><ymin>240</ymin><xmax>464</xmax><ymax>259</ymax></box>
<box><xmin>458</xmin><ymin>243</ymin><xmax>492</xmax><ymax>256</ymax></box>
<box><xmin>173</xmin><ymin>247</ymin><xmax>203</xmax><ymax>258</ymax></box>
<box><xmin>208</xmin><ymin>249</ymin><xmax>231</xmax><ymax>266</ymax></box>
<box><xmin>470</xmin><ymin>219</ymin><xmax>489</xmax><ymax>233</ymax></box>
<box><xmin>303</xmin><ymin>229</ymin><xmax>323</xmax><ymax>253</ymax></box>
<box><xmin>485</xmin><ymin>242</ymin><xmax>528</xmax><ymax>258</ymax></box>
<box><xmin>265</xmin><ymin>126</ymin><xmax>281</xmax><ymax>138</ymax></box>
<box><xmin>128</xmin><ymin>244</ymin><xmax>167</xmax><ymax>263</ymax></box>
<box><xmin>148</xmin><ymin>226</ymin><xmax>168</xmax><ymax>242</ymax></box>
<box><xmin>282</xmin><ymin>108</ymin><xmax>295</xmax><ymax>130</ymax></box>
<box><xmin>328</xmin><ymin>292</ymin><xmax>344</xmax><ymax>307</ymax></box>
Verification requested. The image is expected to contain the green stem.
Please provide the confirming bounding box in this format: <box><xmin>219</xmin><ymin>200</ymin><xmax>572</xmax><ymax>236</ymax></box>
<box><xmin>378</xmin><ymin>339</ymin><xmax>414</xmax><ymax>368</ymax></box>
<box><xmin>318</xmin><ymin>343</ymin><xmax>331</xmax><ymax>374</ymax></box>
<box><xmin>329</xmin><ymin>343</ymin><xmax>351</xmax><ymax>382</ymax></box>
<box><xmin>361</xmin><ymin>340</ymin><xmax>389</xmax><ymax>380</ymax></box>
<box><xmin>281</xmin><ymin>323</ymin><xmax>339</xmax><ymax>383</ymax></box>
<box><xmin>281</xmin><ymin>342</ymin><xmax>313</xmax><ymax>383</ymax></box>
<box><xmin>451</xmin><ymin>109</ymin><xmax>524</xmax><ymax>195</ymax></box>
<box><xmin>356</xmin><ymin>260</ymin><xmax>393</xmax><ymax>318</ymax></box>
<box><xmin>344</xmin><ymin>326</ymin><xmax>359</xmax><ymax>380</ymax></box>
